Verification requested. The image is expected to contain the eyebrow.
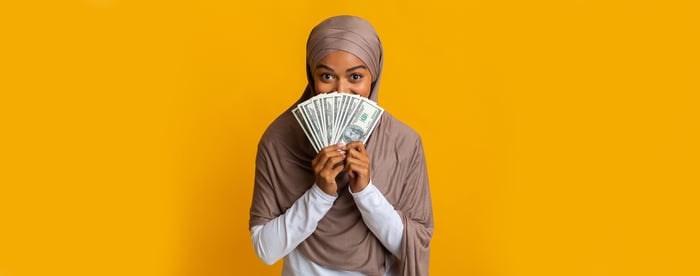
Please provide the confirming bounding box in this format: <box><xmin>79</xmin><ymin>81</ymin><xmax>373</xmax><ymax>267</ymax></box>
<box><xmin>316</xmin><ymin>64</ymin><xmax>368</xmax><ymax>73</ymax></box>
<box><xmin>346</xmin><ymin>65</ymin><xmax>367</xmax><ymax>72</ymax></box>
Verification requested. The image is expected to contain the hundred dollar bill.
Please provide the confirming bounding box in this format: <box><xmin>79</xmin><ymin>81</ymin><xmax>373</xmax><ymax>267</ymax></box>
<box><xmin>312</xmin><ymin>97</ymin><xmax>326</xmax><ymax>146</ymax></box>
<box><xmin>337</xmin><ymin>99</ymin><xmax>384</xmax><ymax>145</ymax></box>
<box><xmin>299</xmin><ymin>101</ymin><xmax>324</xmax><ymax>151</ymax></box>
<box><xmin>323</xmin><ymin>94</ymin><xmax>335</xmax><ymax>146</ymax></box>
<box><xmin>334</xmin><ymin>94</ymin><xmax>361</xmax><ymax>143</ymax></box>
<box><xmin>332</xmin><ymin>93</ymin><xmax>351</xmax><ymax>143</ymax></box>
<box><xmin>292</xmin><ymin>107</ymin><xmax>320</xmax><ymax>152</ymax></box>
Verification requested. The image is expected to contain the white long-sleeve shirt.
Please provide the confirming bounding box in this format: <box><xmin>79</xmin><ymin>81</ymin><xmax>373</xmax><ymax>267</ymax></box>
<box><xmin>251</xmin><ymin>181</ymin><xmax>404</xmax><ymax>275</ymax></box>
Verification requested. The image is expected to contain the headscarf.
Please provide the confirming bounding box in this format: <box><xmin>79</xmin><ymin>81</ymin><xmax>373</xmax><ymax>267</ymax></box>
<box><xmin>250</xmin><ymin>15</ymin><xmax>434</xmax><ymax>276</ymax></box>
<box><xmin>299</xmin><ymin>15</ymin><xmax>383</xmax><ymax>103</ymax></box>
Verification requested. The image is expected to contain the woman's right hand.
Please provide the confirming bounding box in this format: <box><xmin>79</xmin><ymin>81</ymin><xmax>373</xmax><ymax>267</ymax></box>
<box><xmin>311</xmin><ymin>144</ymin><xmax>347</xmax><ymax>195</ymax></box>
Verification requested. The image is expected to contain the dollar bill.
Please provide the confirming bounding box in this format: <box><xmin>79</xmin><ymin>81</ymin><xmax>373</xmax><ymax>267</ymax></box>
<box><xmin>292</xmin><ymin>92</ymin><xmax>383</xmax><ymax>152</ymax></box>
<box><xmin>337</xmin><ymin>99</ymin><xmax>383</xmax><ymax>145</ymax></box>
<box><xmin>334</xmin><ymin>94</ymin><xmax>360</xmax><ymax>143</ymax></box>
<box><xmin>292</xmin><ymin>107</ymin><xmax>320</xmax><ymax>152</ymax></box>
<box><xmin>323</xmin><ymin>94</ymin><xmax>335</xmax><ymax>146</ymax></box>
<box><xmin>299</xmin><ymin>100</ymin><xmax>324</xmax><ymax>151</ymax></box>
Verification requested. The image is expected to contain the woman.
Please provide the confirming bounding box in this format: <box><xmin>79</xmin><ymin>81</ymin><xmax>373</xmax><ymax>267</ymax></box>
<box><xmin>249</xmin><ymin>15</ymin><xmax>433</xmax><ymax>276</ymax></box>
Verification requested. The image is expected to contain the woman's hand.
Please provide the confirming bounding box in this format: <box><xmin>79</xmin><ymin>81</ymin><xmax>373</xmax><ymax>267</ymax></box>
<box><xmin>344</xmin><ymin>141</ymin><xmax>371</xmax><ymax>193</ymax></box>
<box><xmin>311</xmin><ymin>144</ymin><xmax>346</xmax><ymax>195</ymax></box>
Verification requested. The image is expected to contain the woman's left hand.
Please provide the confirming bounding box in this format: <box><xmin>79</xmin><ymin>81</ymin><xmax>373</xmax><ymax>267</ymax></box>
<box><xmin>343</xmin><ymin>141</ymin><xmax>371</xmax><ymax>192</ymax></box>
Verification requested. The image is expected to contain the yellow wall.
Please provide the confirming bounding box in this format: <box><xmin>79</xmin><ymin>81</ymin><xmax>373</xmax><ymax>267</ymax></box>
<box><xmin>1</xmin><ymin>0</ymin><xmax>698</xmax><ymax>275</ymax></box>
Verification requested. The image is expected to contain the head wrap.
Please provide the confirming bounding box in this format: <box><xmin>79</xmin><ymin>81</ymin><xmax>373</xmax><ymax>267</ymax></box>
<box><xmin>299</xmin><ymin>15</ymin><xmax>383</xmax><ymax>103</ymax></box>
<box><xmin>250</xmin><ymin>15</ymin><xmax>433</xmax><ymax>275</ymax></box>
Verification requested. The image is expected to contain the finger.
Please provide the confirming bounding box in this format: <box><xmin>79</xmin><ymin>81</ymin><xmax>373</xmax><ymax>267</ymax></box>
<box><xmin>323</xmin><ymin>155</ymin><xmax>345</xmax><ymax>171</ymax></box>
<box><xmin>312</xmin><ymin>152</ymin><xmax>330</xmax><ymax>172</ymax></box>
<box><xmin>346</xmin><ymin>142</ymin><xmax>368</xmax><ymax>160</ymax></box>
<box><xmin>345</xmin><ymin>158</ymin><xmax>370</xmax><ymax>177</ymax></box>
<box><xmin>345</xmin><ymin>164</ymin><xmax>367</xmax><ymax>181</ymax></box>
<box><xmin>347</xmin><ymin>168</ymin><xmax>355</xmax><ymax>178</ymax></box>
<box><xmin>321</xmin><ymin>157</ymin><xmax>345</xmax><ymax>180</ymax></box>
<box><xmin>330</xmin><ymin>162</ymin><xmax>345</xmax><ymax>176</ymax></box>
<box><xmin>345</xmin><ymin>141</ymin><xmax>364</xmax><ymax>151</ymax></box>
<box><xmin>311</xmin><ymin>154</ymin><xmax>320</xmax><ymax>168</ymax></box>
<box><xmin>313</xmin><ymin>146</ymin><xmax>343</xmax><ymax>170</ymax></box>
<box><xmin>318</xmin><ymin>154</ymin><xmax>342</xmax><ymax>172</ymax></box>
<box><xmin>320</xmin><ymin>144</ymin><xmax>343</xmax><ymax>155</ymax></box>
<box><xmin>344</xmin><ymin>156</ymin><xmax>368</xmax><ymax>169</ymax></box>
<box><xmin>312</xmin><ymin>147</ymin><xmax>331</xmax><ymax>167</ymax></box>
<box><xmin>346</xmin><ymin>148</ymin><xmax>369</xmax><ymax>164</ymax></box>
<box><xmin>346</xmin><ymin>146</ymin><xmax>366</xmax><ymax>158</ymax></box>
<box><xmin>334</xmin><ymin>143</ymin><xmax>348</xmax><ymax>158</ymax></box>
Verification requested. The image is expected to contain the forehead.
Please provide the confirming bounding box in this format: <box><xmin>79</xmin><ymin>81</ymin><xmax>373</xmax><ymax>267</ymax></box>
<box><xmin>316</xmin><ymin>51</ymin><xmax>369</xmax><ymax>71</ymax></box>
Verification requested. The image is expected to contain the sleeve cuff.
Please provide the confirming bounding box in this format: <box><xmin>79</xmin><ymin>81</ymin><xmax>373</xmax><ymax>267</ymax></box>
<box><xmin>349</xmin><ymin>180</ymin><xmax>376</xmax><ymax>198</ymax></box>
<box><xmin>311</xmin><ymin>183</ymin><xmax>338</xmax><ymax>202</ymax></box>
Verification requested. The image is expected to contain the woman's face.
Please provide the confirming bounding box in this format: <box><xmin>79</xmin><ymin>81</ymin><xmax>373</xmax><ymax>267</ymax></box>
<box><xmin>313</xmin><ymin>50</ymin><xmax>372</xmax><ymax>98</ymax></box>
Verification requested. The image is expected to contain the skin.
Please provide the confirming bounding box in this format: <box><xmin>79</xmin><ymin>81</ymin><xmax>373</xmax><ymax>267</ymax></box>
<box><xmin>311</xmin><ymin>50</ymin><xmax>373</xmax><ymax>195</ymax></box>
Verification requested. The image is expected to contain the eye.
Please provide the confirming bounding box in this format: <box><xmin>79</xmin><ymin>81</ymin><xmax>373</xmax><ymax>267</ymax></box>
<box><xmin>350</xmin><ymin>73</ymin><xmax>362</xmax><ymax>80</ymax></box>
<box><xmin>320</xmin><ymin>73</ymin><xmax>334</xmax><ymax>81</ymax></box>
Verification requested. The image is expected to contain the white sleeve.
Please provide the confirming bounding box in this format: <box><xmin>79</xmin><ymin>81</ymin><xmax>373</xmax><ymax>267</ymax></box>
<box><xmin>350</xmin><ymin>181</ymin><xmax>404</xmax><ymax>257</ymax></box>
<box><xmin>250</xmin><ymin>184</ymin><xmax>337</xmax><ymax>265</ymax></box>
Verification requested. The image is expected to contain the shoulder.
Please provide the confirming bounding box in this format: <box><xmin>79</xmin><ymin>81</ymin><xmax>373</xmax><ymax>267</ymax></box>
<box><xmin>379</xmin><ymin>112</ymin><xmax>422</xmax><ymax>144</ymax></box>
<box><xmin>260</xmin><ymin>110</ymin><xmax>295</xmax><ymax>139</ymax></box>
<box><xmin>371</xmin><ymin>112</ymin><xmax>424</xmax><ymax>155</ymax></box>
<box><xmin>257</xmin><ymin>108</ymin><xmax>315</xmax><ymax>157</ymax></box>
<box><xmin>258</xmin><ymin>110</ymin><xmax>296</xmax><ymax>150</ymax></box>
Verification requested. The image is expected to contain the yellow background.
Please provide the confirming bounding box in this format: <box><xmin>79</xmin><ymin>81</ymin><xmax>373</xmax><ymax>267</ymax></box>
<box><xmin>1</xmin><ymin>0</ymin><xmax>698</xmax><ymax>275</ymax></box>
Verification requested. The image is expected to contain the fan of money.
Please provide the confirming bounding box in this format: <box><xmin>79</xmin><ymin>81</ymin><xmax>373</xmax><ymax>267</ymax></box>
<box><xmin>292</xmin><ymin>92</ymin><xmax>384</xmax><ymax>153</ymax></box>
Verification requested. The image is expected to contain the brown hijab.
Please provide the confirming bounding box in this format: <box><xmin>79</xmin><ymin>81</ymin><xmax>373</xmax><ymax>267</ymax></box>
<box><xmin>250</xmin><ymin>15</ymin><xmax>433</xmax><ymax>276</ymax></box>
